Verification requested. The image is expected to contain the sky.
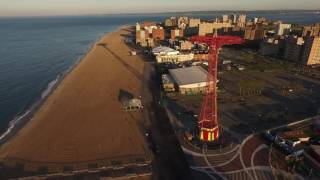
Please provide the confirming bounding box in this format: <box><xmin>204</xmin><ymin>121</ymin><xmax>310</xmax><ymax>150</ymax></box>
<box><xmin>0</xmin><ymin>0</ymin><xmax>319</xmax><ymax>17</ymax></box>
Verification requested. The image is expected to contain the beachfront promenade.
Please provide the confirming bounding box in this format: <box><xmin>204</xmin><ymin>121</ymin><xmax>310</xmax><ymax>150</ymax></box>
<box><xmin>0</xmin><ymin>26</ymin><xmax>152</xmax><ymax>178</ymax></box>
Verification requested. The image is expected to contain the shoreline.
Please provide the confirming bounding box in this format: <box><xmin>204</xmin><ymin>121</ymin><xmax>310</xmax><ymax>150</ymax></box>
<box><xmin>0</xmin><ymin>24</ymin><xmax>150</xmax><ymax>173</ymax></box>
<box><xmin>0</xmin><ymin>25</ymin><xmax>130</xmax><ymax>145</ymax></box>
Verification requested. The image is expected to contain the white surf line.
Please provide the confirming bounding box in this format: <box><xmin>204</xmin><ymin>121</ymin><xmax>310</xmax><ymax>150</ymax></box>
<box><xmin>202</xmin><ymin>144</ymin><xmax>228</xmax><ymax>180</ymax></box>
<box><xmin>239</xmin><ymin>134</ymin><xmax>255</xmax><ymax>180</ymax></box>
<box><xmin>251</xmin><ymin>144</ymin><xmax>269</xmax><ymax>180</ymax></box>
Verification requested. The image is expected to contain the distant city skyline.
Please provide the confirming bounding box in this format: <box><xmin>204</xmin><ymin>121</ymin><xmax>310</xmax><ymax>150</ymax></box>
<box><xmin>0</xmin><ymin>0</ymin><xmax>319</xmax><ymax>17</ymax></box>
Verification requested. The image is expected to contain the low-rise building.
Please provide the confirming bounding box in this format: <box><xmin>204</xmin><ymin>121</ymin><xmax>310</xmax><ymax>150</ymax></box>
<box><xmin>162</xmin><ymin>74</ymin><xmax>175</xmax><ymax>92</ymax></box>
<box><xmin>156</xmin><ymin>53</ymin><xmax>194</xmax><ymax>64</ymax></box>
<box><xmin>194</xmin><ymin>54</ymin><xmax>209</xmax><ymax>61</ymax></box>
<box><xmin>152</xmin><ymin>46</ymin><xmax>179</xmax><ymax>56</ymax></box>
<box><xmin>169</xmin><ymin>66</ymin><xmax>208</xmax><ymax>95</ymax></box>
<box><xmin>179</xmin><ymin>40</ymin><xmax>193</xmax><ymax>51</ymax></box>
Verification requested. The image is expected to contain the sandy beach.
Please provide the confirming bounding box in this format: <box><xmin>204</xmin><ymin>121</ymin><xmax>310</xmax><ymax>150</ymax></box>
<box><xmin>0</xmin><ymin>26</ymin><xmax>151</xmax><ymax>176</ymax></box>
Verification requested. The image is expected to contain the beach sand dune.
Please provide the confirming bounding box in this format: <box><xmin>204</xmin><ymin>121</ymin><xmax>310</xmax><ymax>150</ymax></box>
<box><xmin>0</xmin><ymin>27</ymin><xmax>151</xmax><ymax>176</ymax></box>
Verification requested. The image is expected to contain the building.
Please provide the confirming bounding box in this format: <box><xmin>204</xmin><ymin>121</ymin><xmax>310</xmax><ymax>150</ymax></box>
<box><xmin>123</xmin><ymin>98</ymin><xmax>143</xmax><ymax>111</ymax></box>
<box><xmin>237</xmin><ymin>14</ymin><xmax>246</xmax><ymax>28</ymax></box>
<box><xmin>244</xmin><ymin>27</ymin><xmax>266</xmax><ymax>40</ymax></box>
<box><xmin>165</xmin><ymin>17</ymin><xmax>177</xmax><ymax>27</ymax></box>
<box><xmin>162</xmin><ymin>74</ymin><xmax>175</xmax><ymax>92</ymax></box>
<box><xmin>169</xmin><ymin>66</ymin><xmax>208</xmax><ymax>95</ymax></box>
<box><xmin>170</xmin><ymin>29</ymin><xmax>184</xmax><ymax>40</ymax></box>
<box><xmin>222</xmin><ymin>15</ymin><xmax>229</xmax><ymax>23</ymax></box>
<box><xmin>194</xmin><ymin>54</ymin><xmax>209</xmax><ymax>61</ymax></box>
<box><xmin>178</xmin><ymin>17</ymin><xmax>189</xmax><ymax>29</ymax></box>
<box><xmin>136</xmin><ymin>29</ymin><xmax>149</xmax><ymax>44</ymax></box>
<box><xmin>152</xmin><ymin>28</ymin><xmax>165</xmax><ymax>41</ymax></box>
<box><xmin>156</xmin><ymin>53</ymin><xmax>194</xmax><ymax>64</ymax></box>
<box><xmin>303</xmin><ymin>25</ymin><xmax>320</xmax><ymax>37</ymax></box>
<box><xmin>259</xmin><ymin>38</ymin><xmax>280</xmax><ymax>56</ymax></box>
<box><xmin>179</xmin><ymin>41</ymin><xmax>193</xmax><ymax>51</ymax></box>
<box><xmin>136</xmin><ymin>22</ymin><xmax>163</xmax><ymax>46</ymax></box>
<box><xmin>152</xmin><ymin>46</ymin><xmax>179</xmax><ymax>56</ymax></box>
<box><xmin>198</xmin><ymin>22</ymin><xmax>233</xmax><ymax>36</ymax></box>
<box><xmin>189</xmin><ymin>18</ymin><xmax>201</xmax><ymax>28</ymax></box>
<box><xmin>302</xmin><ymin>36</ymin><xmax>320</xmax><ymax>65</ymax></box>
<box><xmin>230</xmin><ymin>14</ymin><xmax>237</xmax><ymax>24</ymax></box>
<box><xmin>276</xmin><ymin>23</ymin><xmax>292</xmax><ymax>36</ymax></box>
<box><xmin>284</xmin><ymin>36</ymin><xmax>305</xmax><ymax>62</ymax></box>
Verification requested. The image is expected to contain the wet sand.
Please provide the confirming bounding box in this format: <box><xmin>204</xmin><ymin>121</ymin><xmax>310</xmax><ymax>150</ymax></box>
<box><xmin>0</xmin><ymin>26</ymin><xmax>150</xmax><ymax>175</ymax></box>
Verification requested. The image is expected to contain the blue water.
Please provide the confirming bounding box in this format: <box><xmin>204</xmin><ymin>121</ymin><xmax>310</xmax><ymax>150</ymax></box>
<box><xmin>0</xmin><ymin>11</ymin><xmax>319</xmax><ymax>135</ymax></box>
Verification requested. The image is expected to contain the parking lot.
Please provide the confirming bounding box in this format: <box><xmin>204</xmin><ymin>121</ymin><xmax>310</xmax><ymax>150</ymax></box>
<box><xmin>164</xmin><ymin>47</ymin><xmax>320</xmax><ymax>136</ymax></box>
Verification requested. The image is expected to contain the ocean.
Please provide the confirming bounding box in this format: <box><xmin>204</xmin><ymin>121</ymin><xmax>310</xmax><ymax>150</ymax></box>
<box><xmin>0</xmin><ymin>11</ymin><xmax>319</xmax><ymax>137</ymax></box>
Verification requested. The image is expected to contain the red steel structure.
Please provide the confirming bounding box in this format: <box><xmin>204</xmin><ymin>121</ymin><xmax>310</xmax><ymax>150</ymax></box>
<box><xmin>190</xmin><ymin>35</ymin><xmax>244</xmax><ymax>142</ymax></box>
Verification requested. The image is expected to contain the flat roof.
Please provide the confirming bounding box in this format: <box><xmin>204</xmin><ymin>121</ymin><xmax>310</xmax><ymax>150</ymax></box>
<box><xmin>169</xmin><ymin>66</ymin><xmax>208</xmax><ymax>86</ymax></box>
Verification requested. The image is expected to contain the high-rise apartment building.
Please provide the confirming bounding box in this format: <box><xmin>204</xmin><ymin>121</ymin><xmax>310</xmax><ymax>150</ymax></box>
<box><xmin>178</xmin><ymin>17</ymin><xmax>189</xmax><ymax>29</ymax></box>
<box><xmin>189</xmin><ymin>18</ymin><xmax>201</xmax><ymax>28</ymax></box>
<box><xmin>303</xmin><ymin>25</ymin><xmax>320</xmax><ymax>37</ymax></box>
<box><xmin>244</xmin><ymin>26</ymin><xmax>266</xmax><ymax>40</ymax></box>
<box><xmin>276</xmin><ymin>23</ymin><xmax>292</xmax><ymax>36</ymax></box>
<box><xmin>284</xmin><ymin>36</ymin><xmax>305</xmax><ymax>62</ymax></box>
<box><xmin>198</xmin><ymin>22</ymin><xmax>233</xmax><ymax>36</ymax></box>
<box><xmin>302</xmin><ymin>36</ymin><xmax>320</xmax><ymax>65</ymax></box>
<box><xmin>237</xmin><ymin>14</ymin><xmax>246</xmax><ymax>28</ymax></box>
<box><xmin>171</xmin><ymin>29</ymin><xmax>184</xmax><ymax>40</ymax></box>
<box><xmin>165</xmin><ymin>17</ymin><xmax>177</xmax><ymax>27</ymax></box>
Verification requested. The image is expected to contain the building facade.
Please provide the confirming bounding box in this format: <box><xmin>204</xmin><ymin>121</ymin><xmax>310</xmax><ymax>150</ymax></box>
<box><xmin>276</xmin><ymin>23</ymin><xmax>292</xmax><ymax>36</ymax></box>
<box><xmin>303</xmin><ymin>25</ymin><xmax>320</xmax><ymax>37</ymax></box>
<box><xmin>156</xmin><ymin>53</ymin><xmax>194</xmax><ymax>64</ymax></box>
<box><xmin>170</xmin><ymin>29</ymin><xmax>184</xmax><ymax>40</ymax></box>
<box><xmin>284</xmin><ymin>36</ymin><xmax>305</xmax><ymax>62</ymax></box>
<box><xmin>302</xmin><ymin>36</ymin><xmax>320</xmax><ymax>65</ymax></box>
<box><xmin>165</xmin><ymin>17</ymin><xmax>177</xmax><ymax>27</ymax></box>
<box><xmin>244</xmin><ymin>27</ymin><xmax>266</xmax><ymax>40</ymax></box>
<box><xmin>259</xmin><ymin>38</ymin><xmax>280</xmax><ymax>56</ymax></box>
<box><xmin>189</xmin><ymin>18</ymin><xmax>201</xmax><ymax>28</ymax></box>
<box><xmin>152</xmin><ymin>28</ymin><xmax>165</xmax><ymax>41</ymax></box>
<box><xmin>237</xmin><ymin>14</ymin><xmax>246</xmax><ymax>28</ymax></box>
<box><xmin>198</xmin><ymin>22</ymin><xmax>233</xmax><ymax>36</ymax></box>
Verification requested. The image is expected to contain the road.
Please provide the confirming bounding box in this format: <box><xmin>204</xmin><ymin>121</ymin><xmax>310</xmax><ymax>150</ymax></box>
<box><xmin>180</xmin><ymin>116</ymin><xmax>319</xmax><ymax>180</ymax></box>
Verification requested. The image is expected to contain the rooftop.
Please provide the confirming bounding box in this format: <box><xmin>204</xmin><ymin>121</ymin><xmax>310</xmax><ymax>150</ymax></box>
<box><xmin>152</xmin><ymin>46</ymin><xmax>179</xmax><ymax>55</ymax></box>
<box><xmin>169</xmin><ymin>66</ymin><xmax>208</xmax><ymax>86</ymax></box>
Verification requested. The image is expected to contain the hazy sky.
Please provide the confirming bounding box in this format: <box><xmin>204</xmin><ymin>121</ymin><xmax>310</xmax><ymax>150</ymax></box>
<box><xmin>0</xmin><ymin>0</ymin><xmax>319</xmax><ymax>17</ymax></box>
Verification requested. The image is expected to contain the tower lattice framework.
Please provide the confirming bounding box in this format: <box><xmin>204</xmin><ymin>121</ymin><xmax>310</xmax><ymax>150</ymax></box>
<box><xmin>190</xmin><ymin>35</ymin><xmax>244</xmax><ymax>142</ymax></box>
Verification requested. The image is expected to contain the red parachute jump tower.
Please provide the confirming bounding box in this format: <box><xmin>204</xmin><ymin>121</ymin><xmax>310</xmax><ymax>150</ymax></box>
<box><xmin>190</xmin><ymin>35</ymin><xmax>244</xmax><ymax>142</ymax></box>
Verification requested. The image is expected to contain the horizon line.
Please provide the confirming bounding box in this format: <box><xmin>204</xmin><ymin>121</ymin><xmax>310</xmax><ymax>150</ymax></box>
<box><xmin>0</xmin><ymin>9</ymin><xmax>319</xmax><ymax>18</ymax></box>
